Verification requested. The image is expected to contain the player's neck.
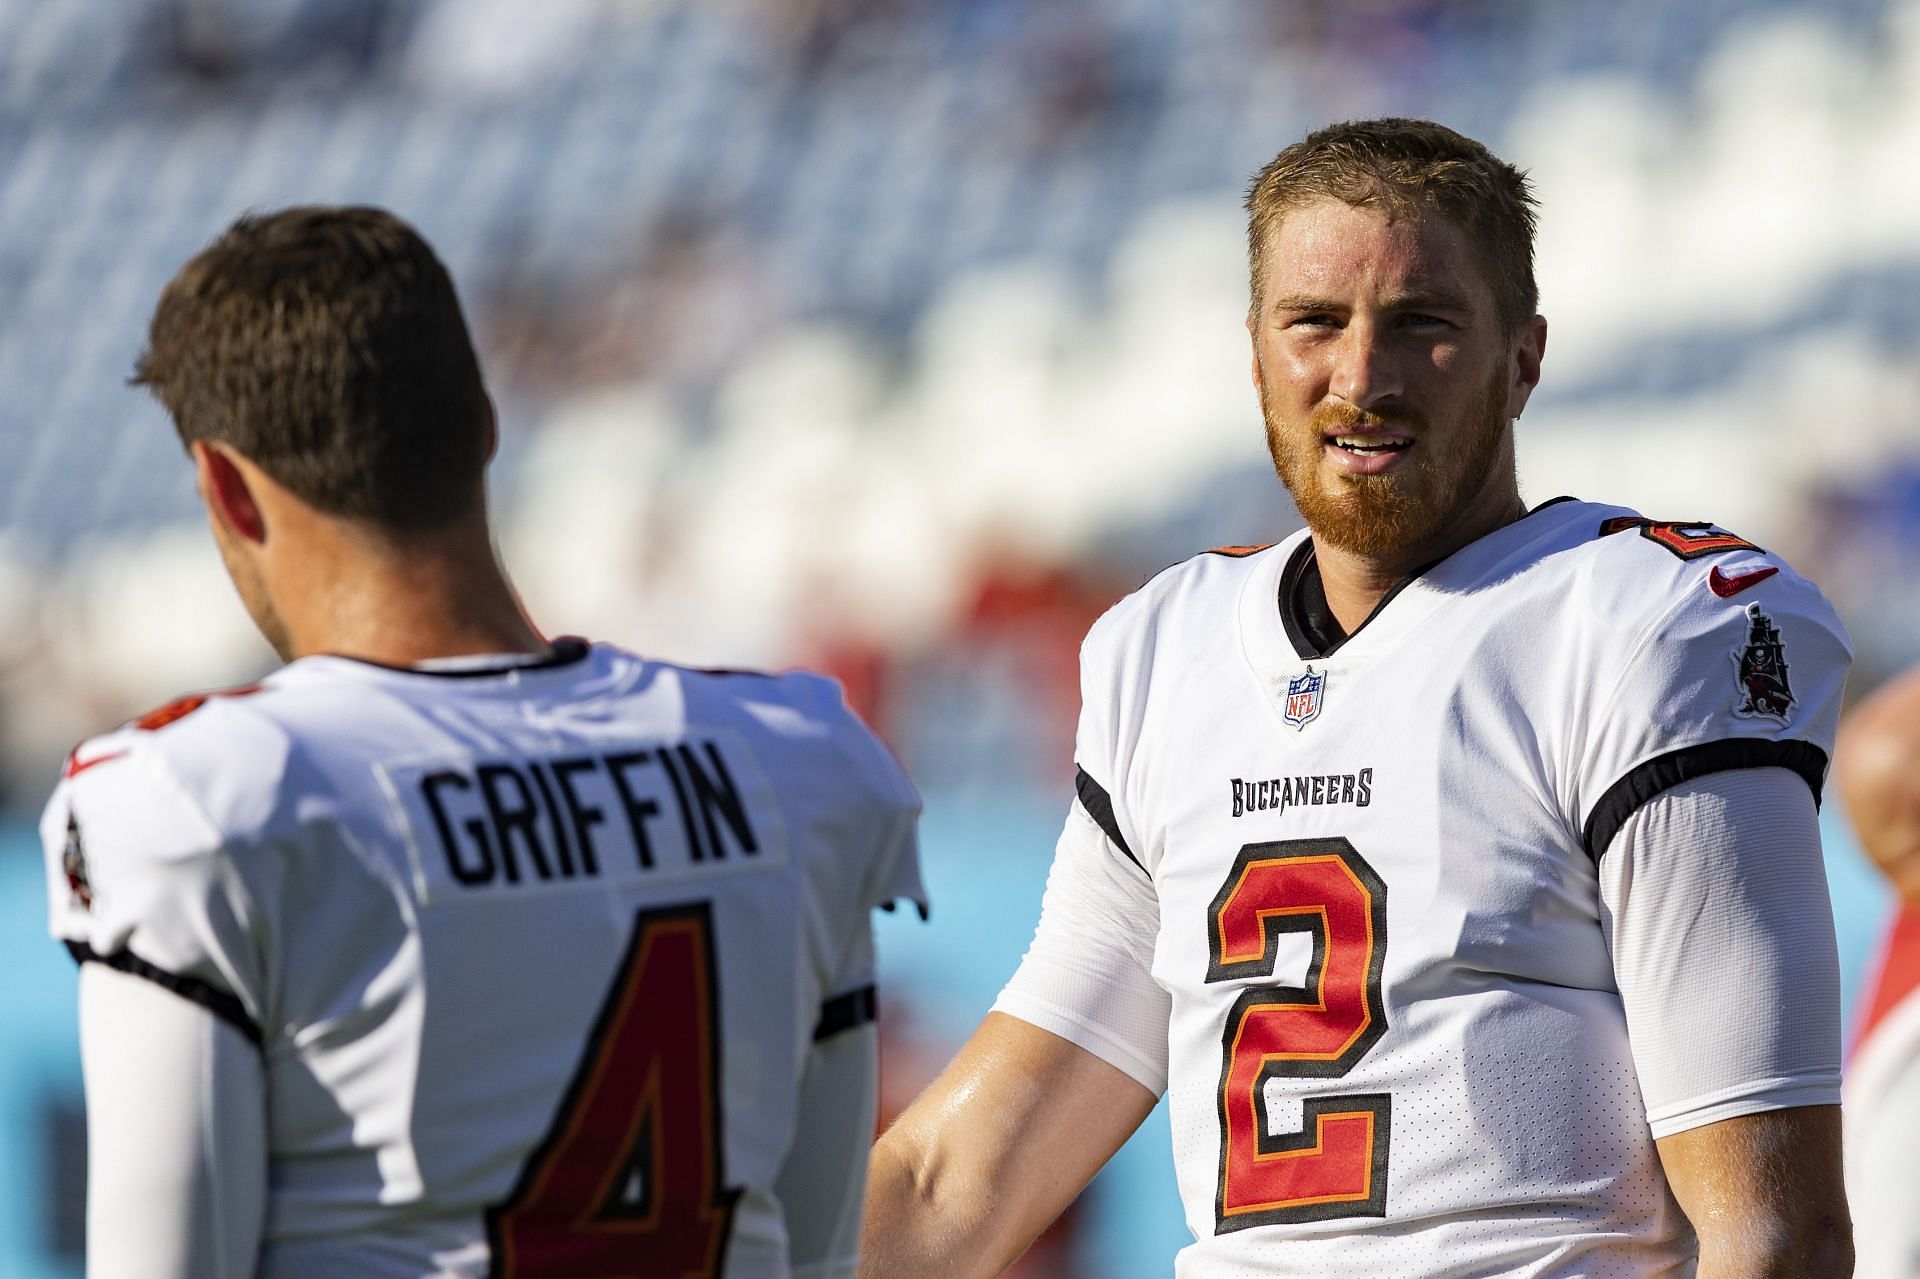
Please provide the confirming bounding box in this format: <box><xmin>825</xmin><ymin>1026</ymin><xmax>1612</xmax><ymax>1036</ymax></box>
<box><xmin>1313</xmin><ymin>468</ymin><xmax>1526</xmax><ymax>635</ymax></box>
<box><xmin>270</xmin><ymin>515</ymin><xmax>549</xmax><ymax>666</ymax></box>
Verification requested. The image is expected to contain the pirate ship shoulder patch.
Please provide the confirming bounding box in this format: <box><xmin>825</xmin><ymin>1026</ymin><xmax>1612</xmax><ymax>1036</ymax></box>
<box><xmin>1730</xmin><ymin>602</ymin><xmax>1794</xmax><ymax>723</ymax></box>
<box><xmin>63</xmin><ymin>814</ymin><xmax>92</xmax><ymax>911</ymax></box>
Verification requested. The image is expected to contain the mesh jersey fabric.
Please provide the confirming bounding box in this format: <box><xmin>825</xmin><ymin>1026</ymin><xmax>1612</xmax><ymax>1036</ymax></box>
<box><xmin>45</xmin><ymin>640</ymin><xmax>923</xmax><ymax>1278</ymax></box>
<box><xmin>995</xmin><ymin>500</ymin><xmax>1849</xmax><ymax>1277</ymax></box>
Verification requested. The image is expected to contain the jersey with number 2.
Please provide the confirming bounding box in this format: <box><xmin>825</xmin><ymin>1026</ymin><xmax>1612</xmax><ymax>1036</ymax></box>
<box><xmin>1000</xmin><ymin>500</ymin><xmax>1849</xmax><ymax>1276</ymax></box>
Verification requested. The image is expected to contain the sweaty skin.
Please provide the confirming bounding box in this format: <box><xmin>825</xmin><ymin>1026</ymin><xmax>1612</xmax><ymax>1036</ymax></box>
<box><xmin>1655</xmin><ymin>1109</ymin><xmax>1851</xmax><ymax>1279</ymax></box>
<box><xmin>859</xmin><ymin>1014</ymin><xmax>1154</xmax><ymax>1276</ymax></box>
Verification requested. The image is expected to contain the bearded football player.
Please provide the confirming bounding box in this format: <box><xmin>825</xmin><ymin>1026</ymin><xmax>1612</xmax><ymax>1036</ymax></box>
<box><xmin>45</xmin><ymin>207</ymin><xmax>924</xmax><ymax>1278</ymax></box>
<box><xmin>862</xmin><ymin>119</ymin><xmax>1852</xmax><ymax>1276</ymax></box>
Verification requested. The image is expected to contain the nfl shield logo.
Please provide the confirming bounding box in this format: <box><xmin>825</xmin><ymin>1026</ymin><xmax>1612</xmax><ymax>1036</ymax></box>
<box><xmin>1283</xmin><ymin>665</ymin><xmax>1325</xmax><ymax>730</ymax></box>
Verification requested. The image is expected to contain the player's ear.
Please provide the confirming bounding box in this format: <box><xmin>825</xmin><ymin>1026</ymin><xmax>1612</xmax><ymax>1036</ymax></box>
<box><xmin>1248</xmin><ymin>318</ymin><xmax>1263</xmax><ymax>396</ymax></box>
<box><xmin>1505</xmin><ymin>314</ymin><xmax>1547</xmax><ymax>420</ymax></box>
<box><xmin>192</xmin><ymin>441</ymin><xmax>268</xmax><ymax>545</ymax></box>
<box><xmin>482</xmin><ymin>394</ymin><xmax>499</xmax><ymax>465</ymax></box>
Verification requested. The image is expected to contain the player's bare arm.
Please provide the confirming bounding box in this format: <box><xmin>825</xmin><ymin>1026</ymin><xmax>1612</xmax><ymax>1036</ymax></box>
<box><xmin>1655</xmin><ymin>1107</ymin><xmax>1851</xmax><ymax>1278</ymax></box>
<box><xmin>861</xmin><ymin>1012</ymin><xmax>1156</xmax><ymax>1277</ymax></box>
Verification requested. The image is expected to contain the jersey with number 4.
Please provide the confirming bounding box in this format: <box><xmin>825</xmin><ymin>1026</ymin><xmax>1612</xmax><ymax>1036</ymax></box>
<box><xmin>43</xmin><ymin>639</ymin><xmax>923</xmax><ymax>1277</ymax></box>
<box><xmin>1004</xmin><ymin>500</ymin><xmax>1849</xmax><ymax>1276</ymax></box>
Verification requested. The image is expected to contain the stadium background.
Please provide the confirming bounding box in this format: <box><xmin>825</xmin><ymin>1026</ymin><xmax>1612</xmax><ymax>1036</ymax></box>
<box><xmin>2</xmin><ymin>0</ymin><xmax>1917</xmax><ymax>1272</ymax></box>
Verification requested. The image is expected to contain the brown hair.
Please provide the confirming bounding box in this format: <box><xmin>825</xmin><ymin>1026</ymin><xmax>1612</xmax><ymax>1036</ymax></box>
<box><xmin>132</xmin><ymin>206</ymin><xmax>490</xmax><ymax>531</ymax></box>
<box><xmin>1245</xmin><ymin>118</ymin><xmax>1539</xmax><ymax>330</ymax></box>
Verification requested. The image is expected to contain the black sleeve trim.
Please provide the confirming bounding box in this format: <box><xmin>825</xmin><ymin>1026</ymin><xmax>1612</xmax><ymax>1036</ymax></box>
<box><xmin>1075</xmin><ymin>765</ymin><xmax>1147</xmax><ymax>878</ymax></box>
<box><xmin>813</xmin><ymin>984</ymin><xmax>877</xmax><ymax>1041</ymax></box>
<box><xmin>65</xmin><ymin>941</ymin><xmax>263</xmax><ymax>1049</ymax></box>
<box><xmin>1582</xmin><ymin>738</ymin><xmax>1829</xmax><ymax>863</ymax></box>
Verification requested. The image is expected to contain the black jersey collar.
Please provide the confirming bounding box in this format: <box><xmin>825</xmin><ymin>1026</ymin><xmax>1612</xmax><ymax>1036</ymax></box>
<box><xmin>1279</xmin><ymin>497</ymin><xmax>1581</xmax><ymax>660</ymax></box>
<box><xmin>1278</xmin><ymin>541</ymin><xmax>1429</xmax><ymax>659</ymax></box>
<box><xmin>324</xmin><ymin>636</ymin><xmax>594</xmax><ymax>678</ymax></box>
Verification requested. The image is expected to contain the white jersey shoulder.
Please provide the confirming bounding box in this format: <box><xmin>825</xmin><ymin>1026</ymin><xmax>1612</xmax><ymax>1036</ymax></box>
<box><xmin>43</xmin><ymin>640</ymin><xmax>922</xmax><ymax>1277</ymax></box>
<box><xmin>1082</xmin><ymin>539</ymin><xmax>1277</xmax><ymax>666</ymax></box>
<box><xmin>1074</xmin><ymin>542</ymin><xmax>1284</xmax><ymax>864</ymax></box>
<box><xmin>43</xmin><ymin>682</ymin><xmax>280</xmax><ymax>1025</ymax></box>
<box><xmin>1079</xmin><ymin>503</ymin><xmax>1850</xmax><ymax>864</ymax></box>
<box><xmin>1506</xmin><ymin>501</ymin><xmax>1850</xmax><ymax>850</ymax></box>
<box><xmin>1044</xmin><ymin>502</ymin><xmax>1850</xmax><ymax>1276</ymax></box>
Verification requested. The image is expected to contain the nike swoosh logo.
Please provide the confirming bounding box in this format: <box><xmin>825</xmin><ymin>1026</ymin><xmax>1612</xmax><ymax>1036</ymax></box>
<box><xmin>64</xmin><ymin>749</ymin><xmax>127</xmax><ymax>779</ymax></box>
<box><xmin>1709</xmin><ymin>565</ymin><xmax>1779</xmax><ymax>598</ymax></box>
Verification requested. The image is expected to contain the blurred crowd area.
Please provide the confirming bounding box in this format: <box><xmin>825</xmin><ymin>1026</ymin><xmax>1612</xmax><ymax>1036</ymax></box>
<box><xmin>1</xmin><ymin>1</ymin><xmax>1919</xmax><ymax>1274</ymax></box>
<box><xmin>0</xmin><ymin>0</ymin><xmax>1916</xmax><ymax>808</ymax></box>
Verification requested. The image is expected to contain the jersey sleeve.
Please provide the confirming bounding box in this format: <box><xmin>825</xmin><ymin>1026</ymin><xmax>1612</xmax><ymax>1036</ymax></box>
<box><xmin>992</xmin><ymin>611</ymin><xmax>1168</xmax><ymax>1093</ymax></box>
<box><xmin>79</xmin><ymin>962</ymin><xmax>267</xmax><ymax>1279</ymax></box>
<box><xmin>773</xmin><ymin>1021</ymin><xmax>878</xmax><ymax>1278</ymax></box>
<box><xmin>41</xmin><ymin>733</ymin><xmax>270</xmax><ymax>1046</ymax></box>
<box><xmin>1574</xmin><ymin>559</ymin><xmax>1851</xmax><ymax>858</ymax></box>
<box><xmin>1599</xmin><ymin>769</ymin><xmax>1841</xmax><ymax>1137</ymax></box>
<box><xmin>993</xmin><ymin>803</ymin><xmax>1169</xmax><ymax>1093</ymax></box>
<box><xmin>810</xmin><ymin>678</ymin><xmax>926</xmax><ymax>920</ymax></box>
<box><xmin>784</xmin><ymin>674</ymin><xmax>924</xmax><ymax>1063</ymax></box>
<box><xmin>852</xmin><ymin>736</ymin><xmax>925</xmax><ymax>920</ymax></box>
<box><xmin>1071</xmin><ymin>601</ymin><xmax>1150</xmax><ymax>870</ymax></box>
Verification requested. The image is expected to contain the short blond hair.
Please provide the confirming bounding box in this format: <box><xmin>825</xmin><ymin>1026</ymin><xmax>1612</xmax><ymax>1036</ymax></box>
<box><xmin>1245</xmin><ymin>118</ymin><xmax>1539</xmax><ymax>330</ymax></box>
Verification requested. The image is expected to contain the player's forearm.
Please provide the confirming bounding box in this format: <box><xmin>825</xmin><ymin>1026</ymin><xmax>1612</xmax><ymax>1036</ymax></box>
<box><xmin>859</xmin><ymin>1014</ymin><xmax>1156</xmax><ymax>1276</ymax></box>
<box><xmin>1657</xmin><ymin>1108</ymin><xmax>1851</xmax><ymax>1279</ymax></box>
<box><xmin>858</xmin><ymin>1128</ymin><xmax>1025</xmax><ymax>1278</ymax></box>
<box><xmin>1694</xmin><ymin>1218</ymin><xmax>1852</xmax><ymax>1279</ymax></box>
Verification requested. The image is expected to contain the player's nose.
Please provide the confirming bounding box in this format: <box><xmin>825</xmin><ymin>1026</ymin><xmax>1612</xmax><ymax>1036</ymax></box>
<box><xmin>1327</xmin><ymin>318</ymin><xmax>1404</xmax><ymax>411</ymax></box>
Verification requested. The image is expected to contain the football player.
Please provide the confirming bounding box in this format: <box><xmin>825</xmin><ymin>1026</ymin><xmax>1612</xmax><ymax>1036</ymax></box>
<box><xmin>44</xmin><ymin>207</ymin><xmax>924</xmax><ymax>1278</ymax></box>
<box><xmin>1838</xmin><ymin>667</ymin><xmax>1920</xmax><ymax>1279</ymax></box>
<box><xmin>863</xmin><ymin>119</ymin><xmax>1853</xmax><ymax>1276</ymax></box>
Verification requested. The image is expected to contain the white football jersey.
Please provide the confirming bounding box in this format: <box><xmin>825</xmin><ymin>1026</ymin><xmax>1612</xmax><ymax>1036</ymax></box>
<box><xmin>996</xmin><ymin>499</ymin><xmax>1851</xmax><ymax>1277</ymax></box>
<box><xmin>43</xmin><ymin>639</ymin><xmax>924</xmax><ymax>1277</ymax></box>
<box><xmin>1845</xmin><ymin>909</ymin><xmax>1920</xmax><ymax>1279</ymax></box>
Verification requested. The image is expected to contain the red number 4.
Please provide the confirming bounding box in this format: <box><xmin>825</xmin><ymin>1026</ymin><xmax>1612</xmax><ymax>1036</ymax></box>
<box><xmin>1208</xmin><ymin>838</ymin><xmax>1390</xmax><ymax>1231</ymax></box>
<box><xmin>488</xmin><ymin>903</ymin><xmax>741</xmax><ymax>1277</ymax></box>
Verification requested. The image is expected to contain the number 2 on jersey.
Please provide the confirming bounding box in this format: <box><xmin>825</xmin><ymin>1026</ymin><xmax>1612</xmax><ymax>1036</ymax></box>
<box><xmin>487</xmin><ymin>903</ymin><xmax>741</xmax><ymax>1277</ymax></box>
<box><xmin>1208</xmin><ymin>837</ymin><xmax>1389</xmax><ymax>1231</ymax></box>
